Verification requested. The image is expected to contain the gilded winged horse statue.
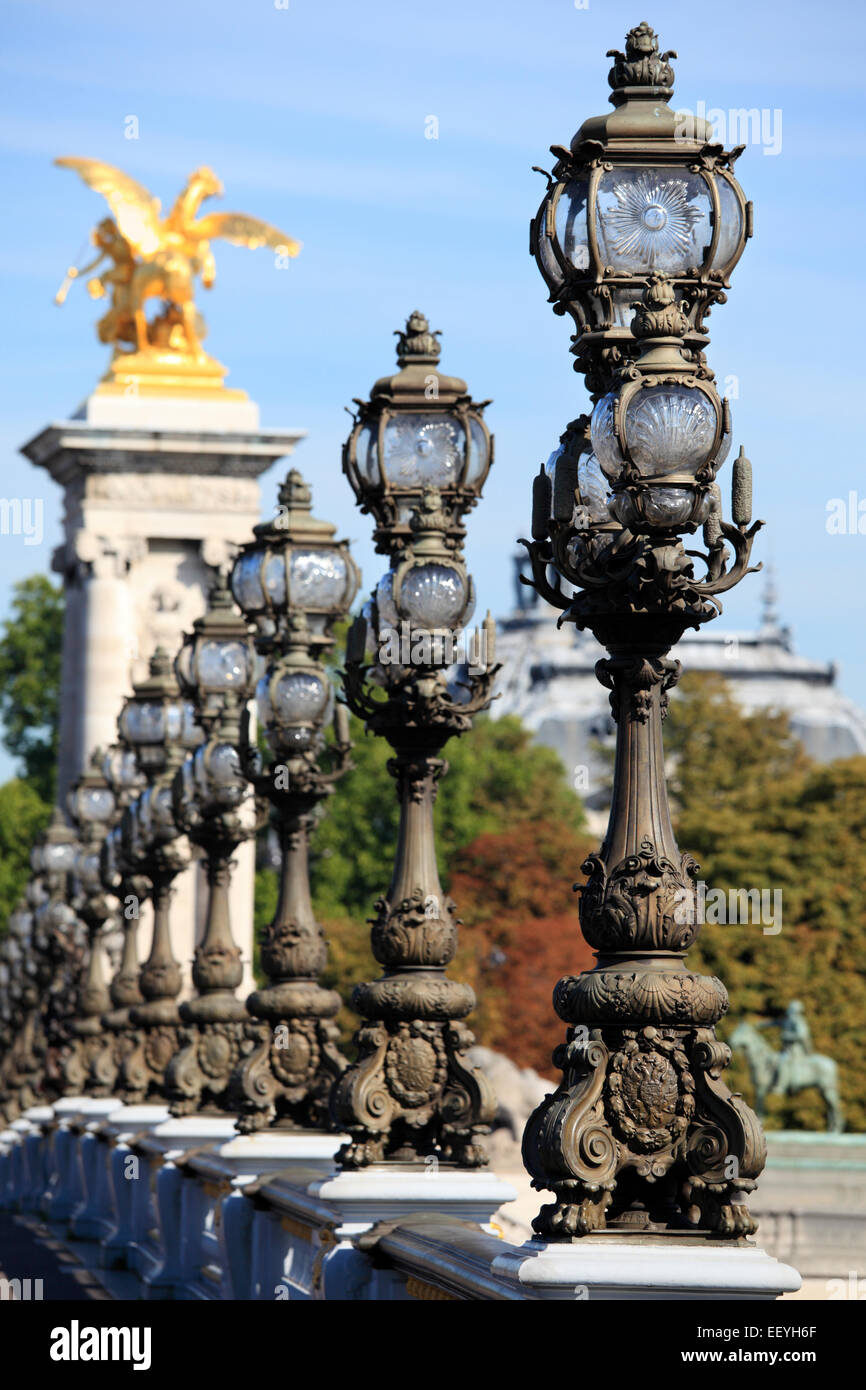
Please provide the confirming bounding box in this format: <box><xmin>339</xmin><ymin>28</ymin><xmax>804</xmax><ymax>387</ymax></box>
<box><xmin>54</xmin><ymin>159</ymin><xmax>300</xmax><ymax>367</ymax></box>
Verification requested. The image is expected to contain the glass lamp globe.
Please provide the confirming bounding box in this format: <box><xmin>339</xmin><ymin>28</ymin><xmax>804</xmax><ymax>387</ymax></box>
<box><xmin>343</xmin><ymin>312</ymin><xmax>493</xmax><ymax>549</ymax></box>
<box><xmin>591</xmin><ymin>383</ymin><xmax>729</xmax><ymax>531</ymax></box>
<box><xmin>530</xmin><ymin>23</ymin><xmax>752</xmax><ymax>384</ymax></box>
<box><xmin>69</xmin><ymin>782</ymin><xmax>116</xmax><ymax>827</ymax></box>
<box><xmin>196</xmin><ymin>639</ymin><xmax>251</xmax><ymax>691</ymax></box>
<box><xmin>75</xmin><ymin>848</ymin><xmax>103</xmax><ymax>893</ymax></box>
<box><xmin>545</xmin><ymin>423</ymin><xmax>614</xmax><ymax>529</ymax></box>
<box><xmin>591</xmin><ymin>387</ymin><xmax>724</xmax><ymax>481</ymax></box>
<box><xmin>175</xmin><ymin>574</ymin><xmax>256</xmax><ymax>723</ymax></box>
<box><xmin>399</xmin><ymin>563</ymin><xmax>474</xmax><ymax>632</ymax></box>
<box><xmin>26</xmin><ymin>876</ymin><xmax>47</xmax><ymax>911</ymax></box>
<box><xmin>230</xmin><ymin>470</ymin><xmax>359</xmax><ymax>649</ymax></box>
<box><xmin>8</xmin><ymin>904</ymin><xmax>31</xmax><ymax>941</ymax></box>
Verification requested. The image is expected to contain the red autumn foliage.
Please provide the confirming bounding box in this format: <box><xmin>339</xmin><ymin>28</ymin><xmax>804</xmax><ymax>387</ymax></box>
<box><xmin>451</xmin><ymin>819</ymin><xmax>597</xmax><ymax>1077</ymax></box>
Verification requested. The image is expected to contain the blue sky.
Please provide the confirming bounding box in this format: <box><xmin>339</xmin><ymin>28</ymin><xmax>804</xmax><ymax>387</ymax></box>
<box><xmin>1</xmin><ymin>0</ymin><xmax>865</xmax><ymax>781</ymax></box>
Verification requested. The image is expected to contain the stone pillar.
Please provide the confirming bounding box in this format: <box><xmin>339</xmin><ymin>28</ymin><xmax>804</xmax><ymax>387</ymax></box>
<box><xmin>21</xmin><ymin>388</ymin><xmax>306</xmax><ymax>1002</ymax></box>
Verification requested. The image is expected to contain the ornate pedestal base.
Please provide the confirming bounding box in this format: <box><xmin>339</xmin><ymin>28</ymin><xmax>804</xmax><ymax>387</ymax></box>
<box><xmin>524</xmin><ymin>1020</ymin><xmax>766</xmax><ymax>1240</ymax></box>
<box><xmin>165</xmin><ymin>1009</ymin><xmax>248</xmax><ymax>1117</ymax></box>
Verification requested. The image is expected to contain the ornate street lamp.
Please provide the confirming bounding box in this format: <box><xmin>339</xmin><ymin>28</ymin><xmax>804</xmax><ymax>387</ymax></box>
<box><xmin>0</xmin><ymin>903</ymin><xmax>42</xmax><ymax>1120</ymax></box>
<box><xmin>226</xmin><ymin>466</ymin><xmax>359</xmax><ymax>1131</ymax></box>
<box><xmin>117</xmin><ymin>649</ymin><xmax>201</xmax><ymax>1102</ymax></box>
<box><xmin>343</xmin><ymin>310</ymin><xmax>493</xmax><ymax>554</ymax></box>
<box><xmin>230</xmin><ymin>469</ymin><xmax>360</xmax><ymax>653</ymax></box>
<box><xmin>331</xmin><ymin>317</ymin><xmax>498</xmax><ymax>1168</ymax></box>
<box><xmin>230</xmin><ymin>609</ymin><xmax>353</xmax><ymax>1132</ymax></box>
<box><xmin>520</xmin><ymin>25</ymin><xmax>766</xmax><ymax>1240</ymax></box>
<box><xmin>29</xmin><ymin>809</ymin><xmax>86</xmax><ymax>1098</ymax></box>
<box><xmin>166</xmin><ymin>575</ymin><xmax>259</xmax><ymax>1113</ymax></box>
<box><xmin>96</xmin><ymin>743</ymin><xmax>149</xmax><ymax>1084</ymax></box>
<box><xmin>61</xmin><ymin>752</ymin><xmax>119</xmax><ymax>1095</ymax></box>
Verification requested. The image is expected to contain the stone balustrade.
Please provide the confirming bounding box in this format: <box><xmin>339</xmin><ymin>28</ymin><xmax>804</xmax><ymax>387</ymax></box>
<box><xmin>0</xmin><ymin>1096</ymin><xmax>800</xmax><ymax>1301</ymax></box>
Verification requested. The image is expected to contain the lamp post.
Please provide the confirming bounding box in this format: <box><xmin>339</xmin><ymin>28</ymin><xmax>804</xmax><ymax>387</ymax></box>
<box><xmin>331</xmin><ymin>313</ymin><xmax>498</xmax><ymax>1167</ymax></box>
<box><xmin>166</xmin><ymin>575</ymin><xmax>258</xmax><ymax>1114</ymax></box>
<box><xmin>520</xmin><ymin>24</ymin><xmax>766</xmax><ymax>1239</ymax></box>
<box><xmin>0</xmin><ymin>902</ymin><xmax>42</xmax><ymax>1120</ymax></box>
<box><xmin>61</xmin><ymin>753</ymin><xmax>119</xmax><ymax>1096</ymax></box>
<box><xmin>228</xmin><ymin>471</ymin><xmax>359</xmax><ymax>1132</ymax></box>
<box><xmin>95</xmin><ymin>743</ymin><xmax>149</xmax><ymax>1090</ymax></box>
<box><xmin>29</xmin><ymin>810</ymin><xmax>85</xmax><ymax>1099</ymax></box>
<box><xmin>117</xmin><ymin>649</ymin><xmax>201</xmax><ymax>1102</ymax></box>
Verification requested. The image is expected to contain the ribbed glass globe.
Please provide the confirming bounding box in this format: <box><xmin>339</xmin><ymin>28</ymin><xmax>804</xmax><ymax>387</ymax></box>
<box><xmin>591</xmin><ymin>388</ymin><xmax>718</xmax><ymax>480</ymax></box>
<box><xmin>577</xmin><ymin>453</ymin><xmax>613</xmax><ymax>524</ymax></box>
<box><xmin>197</xmin><ymin>640</ymin><xmax>250</xmax><ymax>690</ymax></box>
<box><xmin>289</xmin><ymin>549</ymin><xmax>349</xmax><ymax>609</ymax></box>
<box><xmin>590</xmin><ymin>394</ymin><xmax>621</xmax><ymax>480</ymax></box>
<box><xmin>625</xmin><ymin>387</ymin><xmax>718</xmax><ymax>476</ymax></box>
<box><xmin>209</xmin><ymin>743</ymin><xmax>242</xmax><ymax>787</ymax></box>
<box><xmin>375</xmin><ymin>571</ymin><xmax>400</xmax><ymax>632</ymax></box>
<box><xmin>382</xmin><ymin>413</ymin><xmax>465</xmax><ymax>488</ymax></box>
<box><xmin>401</xmin><ymin>563</ymin><xmax>470</xmax><ymax>630</ymax></box>
<box><xmin>231</xmin><ymin>551</ymin><xmax>266</xmax><ymax>614</ymax></box>
<box><xmin>273</xmin><ymin>672</ymin><xmax>329</xmax><ymax>724</ymax></box>
<box><xmin>122</xmin><ymin>699</ymin><xmax>165</xmax><ymax>745</ymax></box>
<box><xmin>76</xmin><ymin>786</ymin><xmax>115</xmax><ymax>824</ymax></box>
<box><xmin>42</xmin><ymin>841</ymin><xmax>77</xmax><ymax>874</ymax></box>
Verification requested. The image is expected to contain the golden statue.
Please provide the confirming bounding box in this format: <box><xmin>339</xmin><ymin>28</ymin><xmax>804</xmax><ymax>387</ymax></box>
<box><xmin>54</xmin><ymin>159</ymin><xmax>301</xmax><ymax>397</ymax></box>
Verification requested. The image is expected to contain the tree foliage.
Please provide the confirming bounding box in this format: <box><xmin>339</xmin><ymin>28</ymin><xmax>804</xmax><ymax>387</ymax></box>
<box><xmin>666</xmin><ymin>672</ymin><xmax>866</xmax><ymax>1131</ymax></box>
<box><xmin>280</xmin><ymin>713</ymin><xmax>586</xmax><ymax>1048</ymax></box>
<box><xmin>450</xmin><ymin>819</ymin><xmax>596</xmax><ymax>1076</ymax></box>
<box><xmin>0</xmin><ymin>778</ymin><xmax>51</xmax><ymax>930</ymax></box>
<box><xmin>0</xmin><ymin>575</ymin><xmax>64</xmax><ymax>803</ymax></box>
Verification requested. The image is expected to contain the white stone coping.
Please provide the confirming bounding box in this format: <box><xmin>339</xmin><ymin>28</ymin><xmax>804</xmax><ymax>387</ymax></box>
<box><xmin>491</xmin><ymin>1238</ymin><xmax>802</xmax><ymax>1300</ymax></box>
<box><xmin>309</xmin><ymin>1166</ymin><xmax>518</xmax><ymax>1233</ymax></box>
<box><xmin>101</xmin><ymin>1104</ymin><xmax>172</xmax><ymax>1140</ymax></box>
<box><xmin>180</xmin><ymin>1130</ymin><xmax>347</xmax><ymax>1185</ymax></box>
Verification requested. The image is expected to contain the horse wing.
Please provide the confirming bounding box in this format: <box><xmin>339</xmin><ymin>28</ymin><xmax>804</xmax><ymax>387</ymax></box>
<box><xmin>191</xmin><ymin>212</ymin><xmax>301</xmax><ymax>256</ymax></box>
<box><xmin>55</xmin><ymin>157</ymin><xmax>162</xmax><ymax>257</ymax></box>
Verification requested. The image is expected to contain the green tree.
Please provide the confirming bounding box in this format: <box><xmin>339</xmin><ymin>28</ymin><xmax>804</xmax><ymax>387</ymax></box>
<box><xmin>0</xmin><ymin>575</ymin><xmax>64</xmax><ymax>803</ymax></box>
<box><xmin>0</xmin><ymin>778</ymin><xmax>52</xmax><ymax>929</ymax></box>
<box><xmin>665</xmin><ymin>672</ymin><xmax>866</xmax><ymax>1131</ymax></box>
<box><xmin>310</xmin><ymin>712</ymin><xmax>584</xmax><ymax>922</ymax></box>
<box><xmin>285</xmin><ymin>712</ymin><xmax>585</xmax><ymax>1046</ymax></box>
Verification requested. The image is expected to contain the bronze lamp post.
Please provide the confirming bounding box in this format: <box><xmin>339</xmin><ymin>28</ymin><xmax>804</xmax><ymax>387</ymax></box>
<box><xmin>116</xmin><ymin>649</ymin><xmax>201</xmax><ymax>1102</ymax></box>
<box><xmin>166</xmin><ymin>575</ymin><xmax>259</xmax><ymax>1114</ymax></box>
<box><xmin>228</xmin><ymin>470</ymin><xmax>359</xmax><ymax>1132</ymax></box>
<box><xmin>331</xmin><ymin>313</ymin><xmax>498</xmax><ymax>1167</ymax></box>
<box><xmin>95</xmin><ymin>744</ymin><xmax>149</xmax><ymax>1092</ymax></box>
<box><xmin>520</xmin><ymin>23</ymin><xmax>766</xmax><ymax>1239</ymax></box>
<box><xmin>61</xmin><ymin>754</ymin><xmax>119</xmax><ymax>1096</ymax></box>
